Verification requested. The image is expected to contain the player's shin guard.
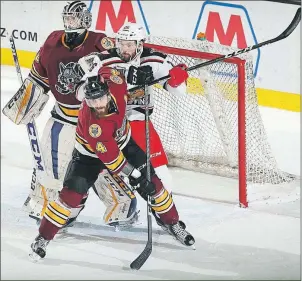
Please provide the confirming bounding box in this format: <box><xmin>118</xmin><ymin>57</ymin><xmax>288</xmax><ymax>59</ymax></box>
<box><xmin>150</xmin><ymin>175</ymin><xmax>179</xmax><ymax>225</ymax></box>
<box><xmin>63</xmin><ymin>192</ymin><xmax>88</xmax><ymax>228</ymax></box>
<box><xmin>39</xmin><ymin>186</ymin><xmax>84</xmax><ymax>241</ymax></box>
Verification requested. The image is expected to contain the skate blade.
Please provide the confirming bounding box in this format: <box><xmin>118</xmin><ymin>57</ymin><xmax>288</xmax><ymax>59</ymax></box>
<box><xmin>169</xmin><ymin>235</ymin><xmax>196</xmax><ymax>250</ymax></box>
<box><xmin>29</xmin><ymin>251</ymin><xmax>43</xmax><ymax>263</ymax></box>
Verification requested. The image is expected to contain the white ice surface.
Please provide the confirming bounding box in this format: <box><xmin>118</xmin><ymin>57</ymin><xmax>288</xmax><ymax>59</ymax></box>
<box><xmin>1</xmin><ymin>66</ymin><xmax>300</xmax><ymax>280</ymax></box>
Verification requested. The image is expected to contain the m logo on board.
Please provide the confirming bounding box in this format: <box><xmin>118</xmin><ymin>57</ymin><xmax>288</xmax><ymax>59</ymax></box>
<box><xmin>193</xmin><ymin>1</ymin><xmax>260</xmax><ymax>77</ymax></box>
<box><xmin>88</xmin><ymin>0</ymin><xmax>150</xmax><ymax>35</ymax></box>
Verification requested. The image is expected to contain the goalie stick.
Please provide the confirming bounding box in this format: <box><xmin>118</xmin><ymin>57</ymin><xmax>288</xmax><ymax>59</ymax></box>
<box><xmin>130</xmin><ymin>83</ymin><xmax>153</xmax><ymax>270</ymax></box>
<box><xmin>129</xmin><ymin>7</ymin><xmax>301</xmax><ymax>92</ymax></box>
<box><xmin>6</xmin><ymin>34</ymin><xmax>47</xmax><ymax>211</ymax></box>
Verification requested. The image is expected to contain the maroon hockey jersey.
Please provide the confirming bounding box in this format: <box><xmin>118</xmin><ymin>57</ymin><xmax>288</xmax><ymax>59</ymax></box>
<box><xmin>75</xmin><ymin>67</ymin><xmax>131</xmax><ymax>174</ymax></box>
<box><xmin>29</xmin><ymin>30</ymin><xmax>114</xmax><ymax>124</ymax></box>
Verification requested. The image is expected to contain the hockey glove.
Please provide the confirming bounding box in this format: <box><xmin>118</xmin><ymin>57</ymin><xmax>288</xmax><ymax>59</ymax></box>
<box><xmin>130</xmin><ymin>175</ymin><xmax>156</xmax><ymax>198</ymax></box>
<box><xmin>127</xmin><ymin>65</ymin><xmax>154</xmax><ymax>85</ymax></box>
<box><xmin>167</xmin><ymin>64</ymin><xmax>189</xmax><ymax>88</ymax></box>
<box><xmin>120</xmin><ymin>162</ymin><xmax>156</xmax><ymax>197</ymax></box>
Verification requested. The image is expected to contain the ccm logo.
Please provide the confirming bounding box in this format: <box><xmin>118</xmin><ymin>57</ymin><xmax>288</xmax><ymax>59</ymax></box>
<box><xmin>132</xmin><ymin>68</ymin><xmax>137</xmax><ymax>84</ymax></box>
<box><xmin>8</xmin><ymin>87</ymin><xmax>24</xmax><ymax>109</ymax></box>
<box><xmin>27</xmin><ymin>122</ymin><xmax>44</xmax><ymax>171</ymax></box>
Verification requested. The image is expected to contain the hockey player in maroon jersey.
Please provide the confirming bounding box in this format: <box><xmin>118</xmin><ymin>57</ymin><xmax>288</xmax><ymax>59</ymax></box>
<box><xmin>77</xmin><ymin>22</ymin><xmax>189</xmax><ymax>228</ymax></box>
<box><xmin>2</xmin><ymin>1</ymin><xmax>139</xmax><ymax>230</ymax></box>
<box><xmin>29</xmin><ymin>66</ymin><xmax>195</xmax><ymax>260</ymax></box>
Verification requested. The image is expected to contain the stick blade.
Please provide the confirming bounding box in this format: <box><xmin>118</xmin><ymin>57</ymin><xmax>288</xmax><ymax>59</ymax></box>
<box><xmin>280</xmin><ymin>7</ymin><xmax>301</xmax><ymax>38</ymax></box>
<box><xmin>130</xmin><ymin>242</ymin><xmax>152</xmax><ymax>270</ymax></box>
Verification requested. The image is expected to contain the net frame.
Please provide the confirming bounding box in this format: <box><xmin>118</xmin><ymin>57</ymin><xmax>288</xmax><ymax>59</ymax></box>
<box><xmin>144</xmin><ymin>41</ymin><xmax>248</xmax><ymax>207</ymax></box>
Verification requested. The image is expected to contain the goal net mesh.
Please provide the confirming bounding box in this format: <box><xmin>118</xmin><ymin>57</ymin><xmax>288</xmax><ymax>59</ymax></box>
<box><xmin>145</xmin><ymin>35</ymin><xmax>296</xmax><ymax>185</ymax></box>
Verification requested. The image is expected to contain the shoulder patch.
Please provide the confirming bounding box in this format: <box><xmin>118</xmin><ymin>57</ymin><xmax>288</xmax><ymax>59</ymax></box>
<box><xmin>34</xmin><ymin>51</ymin><xmax>40</xmax><ymax>63</ymax></box>
<box><xmin>101</xmin><ymin>37</ymin><xmax>115</xmax><ymax>50</ymax></box>
<box><xmin>111</xmin><ymin>69</ymin><xmax>120</xmax><ymax>76</ymax></box>
<box><xmin>110</xmin><ymin>75</ymin><xmax>123</xmax><ymax>84</ymax></box>
<box><xmin>89</xmin><ymin>124</ymin><xmax>102</xmax><ymax>138</ymax></box>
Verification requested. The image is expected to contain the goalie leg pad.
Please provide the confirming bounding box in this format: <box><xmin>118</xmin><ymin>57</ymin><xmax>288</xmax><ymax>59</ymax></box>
<box><xmin>22</xmin><ymin>178</ymin><xmax>60</xmax><ymax>220</ymax></box>
<box><xmin>93</xmin><ymin>170</ymin><xmax>139</xmax><ymax>227</ymax></box>
<box><xmin>38</xmin><ymin>117</ymin><xmax>77</xmax><ymax>190</ymax></box>
<box><xmin>23</xmin><ymin>118</ymin><xmax>77</xmax><ymax>218</ymax></box>
<box><xmin>2</xmin><ymin>77</ymin><xmax>49</xmax><ymax>125</ymax></box>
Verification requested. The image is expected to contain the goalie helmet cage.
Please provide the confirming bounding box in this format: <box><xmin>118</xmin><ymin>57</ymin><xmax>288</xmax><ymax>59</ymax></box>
<box><xmin>143</xmin><ymin>35</ymin><xmax>297</xmax><ymax>207</ymax></box>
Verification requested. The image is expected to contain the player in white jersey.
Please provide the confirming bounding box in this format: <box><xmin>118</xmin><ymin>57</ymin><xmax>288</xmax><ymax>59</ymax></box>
<box><xmin>76</xmin><ymin>22</ymin><xmax>189</xmax><ymax>227</ymax></box>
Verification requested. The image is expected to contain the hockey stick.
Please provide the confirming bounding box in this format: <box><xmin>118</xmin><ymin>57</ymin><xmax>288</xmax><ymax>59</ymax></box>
<box><xmin>7</xmin><ymin>34</ymin><xmax>47</xmax><ymax>210</ymax></box>
<box><xmin>129</xmin><ymin>7</ymin><xmax>301</xmax><ymax>93</ymax></box>
<box><xmin>130</xmin><ymin>83</ymin><xmax>153</xmax><ymax>270</ymax></box>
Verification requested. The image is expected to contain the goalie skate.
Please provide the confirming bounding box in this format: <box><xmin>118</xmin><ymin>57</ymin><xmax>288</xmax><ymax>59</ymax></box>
<box><xmin>29</xmin><ymin>234</ymin><xmax>50</xmax><ymax>261</ymax></box>
<box><xmin>108</xmin><ymin>209</ymin><xmax>141</xmax><ymax>232</ymax></box>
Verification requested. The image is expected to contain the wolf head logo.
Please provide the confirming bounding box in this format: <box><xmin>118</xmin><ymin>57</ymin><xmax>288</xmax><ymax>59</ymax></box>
<box><xmin>55</xmin><ymin>62</ymin><xmax>83</xmax><ymax>95</ymax></box>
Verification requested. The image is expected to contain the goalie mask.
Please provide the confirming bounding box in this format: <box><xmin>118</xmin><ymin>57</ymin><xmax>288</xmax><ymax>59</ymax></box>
<box><xmin>62</xmin><ymin>1</ymin><xmax>92</xmax><ymax>44</ymax></box>
<box><xmin>115</xmin><ymin>22</ymin><xmax>147</xmax><ymax>63</ymax></box>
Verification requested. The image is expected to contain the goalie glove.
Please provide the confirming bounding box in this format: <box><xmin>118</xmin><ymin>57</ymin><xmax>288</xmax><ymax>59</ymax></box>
<box><xmin>167</xmin><ymin>63</ymin><xmax>189</xmax><ymax>88</ymax></box>
<box><xmin>2</xmin><ymin>77</ymin><xmax>49</xmax><ymax>125</ymax></box>
<box><xmin>127</xmin><ymin>65</ymin><xmax>154</xmax><ymax>85</ymax></box>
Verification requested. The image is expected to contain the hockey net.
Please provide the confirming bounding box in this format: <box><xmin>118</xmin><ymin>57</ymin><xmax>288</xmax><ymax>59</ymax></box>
<box><xmin>143</xmin><ymin>36</ymin><xmax>297</xmax><ymax>207</ymax></box>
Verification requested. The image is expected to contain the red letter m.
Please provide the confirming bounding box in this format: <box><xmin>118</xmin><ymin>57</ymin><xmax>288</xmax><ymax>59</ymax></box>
<box><xmin>205</xmin><ymin>11</ymin><xmax>247</xmax><ymax>49</ymax></box>
<box><xmin>96</xmin><ymin>0</ymin><xmax>136</xmax><ymax>33</ymax></box>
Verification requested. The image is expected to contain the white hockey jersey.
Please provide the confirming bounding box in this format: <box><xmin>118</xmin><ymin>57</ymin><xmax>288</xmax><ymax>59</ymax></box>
<box><xmin>77</xmin><ymin>47</ymin><xmax>186</xmax><ymax>121</ymax></box>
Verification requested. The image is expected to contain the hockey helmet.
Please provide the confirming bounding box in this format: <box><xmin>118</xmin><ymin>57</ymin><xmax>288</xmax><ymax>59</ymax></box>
<box><xmin>62</xmin><ymin>1</ymin><xmax>92</xmax><ymax>44</ymax></box>
<box><xmin>115</xmin><ymin>22</ymin><xmax>148</xmax><ymax>62</ymax></box>
<box><xmin>84</xmin><ymin>77</ymin><xmax>110</xmax><ymax>108</ymax></box>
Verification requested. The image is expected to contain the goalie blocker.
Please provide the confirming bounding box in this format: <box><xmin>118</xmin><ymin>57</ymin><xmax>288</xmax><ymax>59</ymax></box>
<box><xmin>2</xmin><ymin>77</ymin><xmax>49</xmax><ymax>125</ymax></box>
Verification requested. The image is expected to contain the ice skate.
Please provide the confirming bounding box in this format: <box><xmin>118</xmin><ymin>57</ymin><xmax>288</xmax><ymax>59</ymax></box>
<box><xmin>166</xmin><ymin>221</ymin><xmax>195</xmax><ymax>249</ymax></box>
<box><xmin>29</xmin><ymin>234</ymin><xmax>50</xmax><ymax>261</ymax></box>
